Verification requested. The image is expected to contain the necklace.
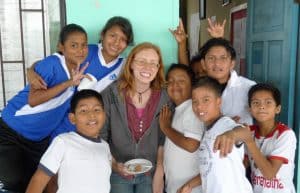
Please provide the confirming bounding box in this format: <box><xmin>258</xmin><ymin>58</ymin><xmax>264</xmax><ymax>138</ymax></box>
<box><xmin>258</xmin><ymin>137</ymin><xmax>266</xmax><ymax>149</ymax></box>
<box><xmin>136</xmin><ymin>87</ymin><xmax>150</xmax><ymax>103</ymax></box>
<box><xmin>255</xmin><ymin>123</ymin><xmax>277</xmax><ymax>150</ymax></box>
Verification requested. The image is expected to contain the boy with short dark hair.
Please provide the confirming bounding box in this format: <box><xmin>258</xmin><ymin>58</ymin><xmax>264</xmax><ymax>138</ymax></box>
<box><xmin>215</xmin><ymin>83</ymin><xmax>296</xmax><ymax>193</ymax></box>
<box><xmin>199</xmin><ymin>38</ymin><xmax>256</xmax><ymax>125</ymax></box>
<box><xmin>178</xmin><ymin>77</ymin><xmax>253</xmax><ymax>193</ymax></box>
<box><xmin>26</xmin><ymin>89</ymin><xmax>112</xmax><ymax>193</ymax></box>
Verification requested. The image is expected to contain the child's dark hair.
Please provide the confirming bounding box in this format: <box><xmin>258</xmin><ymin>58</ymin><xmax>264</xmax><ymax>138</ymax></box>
<box><xmin>199</xmin><ymin>38</ymin><xmax>236</xmax><ymax>60</ymax></box>
<box><xmin>100</xmin><ymin>16</ymin><xmax>134</xmax><ymax>45</ymax></box>
<box><xmin>248</xmin><ymin>83</ymin><xmax>281</xmax><ymax>106</ymax></box>
<box><xmin>166</xmin><ymin>63</ymin><xmax>195</xmax><ymax>84</ymax></box>
<box><xmin>192</xmin><ymin>76</ymin><xmax>223</xmax><ymax>97</ymax></box>
<box><xmin>59</xmin><ymin>23</ymin><xmax>87</xmax><ymax>45</ymax></box>
<box><xmin>190</xmin><ymin>53</ymin><xmax>202</xmax><ymax>67</ymax></box>
<box><xmin>70</xmin><ymin>89</ymin><xmax>104</xmax><ymax>113</ymax></box>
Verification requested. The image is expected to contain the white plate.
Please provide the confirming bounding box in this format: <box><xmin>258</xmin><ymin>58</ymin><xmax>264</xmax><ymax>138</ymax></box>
<box><xmin>124</xmin><ymin>158</ymin><xmax>153</xmax><ymax>175</ymax></box>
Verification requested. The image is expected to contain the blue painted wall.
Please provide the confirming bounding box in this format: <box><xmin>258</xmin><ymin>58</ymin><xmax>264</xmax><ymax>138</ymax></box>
<box><xmin>65</xmin><ymin>0</ymin><xmax>179</xmax><ymax>69</ymax></box>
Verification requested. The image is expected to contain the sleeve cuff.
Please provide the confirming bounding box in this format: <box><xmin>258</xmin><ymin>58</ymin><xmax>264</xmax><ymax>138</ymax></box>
<box><xmin>38</xmin><ymin>163</ymin><xmax>56</xmax><ymax>177</ymax></box>
<box><xmin>268</xmin><ymin>155</ymin><xmax>288</xmax><ymax>164</ymax></box>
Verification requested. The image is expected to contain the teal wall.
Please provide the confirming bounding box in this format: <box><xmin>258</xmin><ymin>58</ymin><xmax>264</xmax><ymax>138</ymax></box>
<box><xmin>65</xmin><ymin>0</ymin><xmax>179</xmax><ymax>70</ymax></box>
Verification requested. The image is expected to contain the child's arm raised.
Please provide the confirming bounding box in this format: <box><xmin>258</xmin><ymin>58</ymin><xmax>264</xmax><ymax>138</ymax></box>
<box><xmin>170</xmin><ymin>18</ymin><xmax>225</xmax><ymax>66</ymax></box>
<box><xmin>207</xmin><ymin>18</ymin><xmax>226</xmax><ymax>38</ymax></box>
<box><xmin>25</xmin><ymin>168</ymin><xmax>51</xmax><ymax>193</ymax></box>
<box><xmin>159</xmin><ymin>105</ymin><xmax>199</xmax><ymax>152</ymax></box>
<box><xmin>169</xmin><ymin>18</ymin><xmax>189</xmax><ymax>65</ymax></box>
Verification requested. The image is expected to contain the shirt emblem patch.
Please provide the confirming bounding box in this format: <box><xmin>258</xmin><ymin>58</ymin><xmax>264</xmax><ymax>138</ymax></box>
<box><xmin>109</xmin><ymin>74</ymin><xmax>117</xmax><ymax>80</ymax></box>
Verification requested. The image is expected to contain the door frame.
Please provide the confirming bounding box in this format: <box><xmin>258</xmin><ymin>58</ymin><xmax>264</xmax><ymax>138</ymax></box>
<box><xmin>230</xmin><ymin>3</ymin><xmax>247</xmax><ymax>76</ymax></box>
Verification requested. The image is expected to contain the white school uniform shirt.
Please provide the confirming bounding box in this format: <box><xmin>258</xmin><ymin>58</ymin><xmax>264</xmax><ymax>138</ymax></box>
<box><xmin>164</xmin><ymin>99</ymin><xmax>204</xmax><ymax>193</ymax></box>
<box><xmin>221</xmin><ymin>70</ymin><xmax>256</xmax><ymax>125</ymax></box>
<box><xmin>40</xmin><ymin>132</ymin><xmax>112</xmax><ymax>193</ymax></box>
<box><xmin>247</xmin><ymin>123</ymin><xmax>296</xmax><ymax>193</ymax></box>
<box><xmin>198</xmin><ymin>116</ymin><xmax>253</xmax><ymax>193</ymax></box>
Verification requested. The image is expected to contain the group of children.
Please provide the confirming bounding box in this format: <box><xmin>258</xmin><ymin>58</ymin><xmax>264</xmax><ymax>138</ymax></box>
<box><xmin>0</xmin><ymin>15</ymin><xmax>297</xmax><ymax>193</ymax></box>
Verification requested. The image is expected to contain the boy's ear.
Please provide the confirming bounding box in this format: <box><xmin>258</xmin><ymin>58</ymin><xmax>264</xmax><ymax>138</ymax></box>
<box><xmin>275</xmin><ymin>105</ymin><xmax>281</xmax><ymax>114</ymax></box>
<box><xmin>68</xmin><ymin>113</ymin><xmax>76</xmax><ymax>125</ymax></box>
<box><xmin>58</xmin><ymin>43</ymin><xmax>64</xmax><ymax>53</ymax></box>
<box><xmin>230</xmin><ymin>59</ymin><xmax>235</xmax><ymax>70</ymax></box>
<box><xmin>217</xmin><ymin>96</ymin><xmax>222</xmax><ymax>107</ymax></box>
<box><xmin>201</xmin><ymin>59</ymin><xmax>206</xmax><ymax>71</ymax></box>
<box><xmin>100</xmin><ymin>32</ymin><xmax>104</xmax><ymax>42</ymax></box>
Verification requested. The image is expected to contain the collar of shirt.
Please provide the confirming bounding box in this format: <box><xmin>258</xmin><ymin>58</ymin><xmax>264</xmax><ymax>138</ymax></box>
<box><xmin>98</xmin><ymin>43</ymin><xmax>123</xmax><ymax>68</ymax></box>
<box><xmin>75</xmin><ymin>131</ymin><xmax>102</xmax><ymax>143</ymax></box>
<box><xmin>205</xmin><ymin>115</ymin><xmax>224</xmax><ymax>131</ymax></box>
<box><xmin>226</xmin><ymin>70</ymin><xmax>240</xmax><ymax>88</ymax></box>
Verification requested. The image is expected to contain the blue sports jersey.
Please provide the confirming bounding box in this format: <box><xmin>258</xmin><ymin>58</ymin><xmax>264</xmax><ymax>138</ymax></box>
<box><xmin>51</xmin><ymin>44</ymin><xmax>124</xmax><ymax>139</ymax></box>
<box><xmin>51</xmin><ymin>44</ymin><xmax>125</xmax><ymax>139</ymax></box>
<box><xmin>1</xmin><ymin>53</ymin><xmax>75</xmax><ymax>141</ymax></box>
<box><xmin>84</xmin><ymin>44</ymin><xmax>123</xmax><ymax>81</ymax></box>
<box><xmin>81</xmin><ymin>44</ymin><xmax>124</xmax><ymax>93</ymax></box>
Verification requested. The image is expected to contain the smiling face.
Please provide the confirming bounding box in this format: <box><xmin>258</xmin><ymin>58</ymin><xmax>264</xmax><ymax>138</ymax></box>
<box><xmin>69</xmin><ymin>97</ymin><xmax>106</xmax><ymax>138</ymax></box>
<box><xmin>59</xmin><ymin>32</ymin><xmax>88</xmax><ymax>67</ymax></box>
<box><xmin>192</xmin><ymin>86</ymin><xmax>222</xmax><ymax>126</ymax></box>
<box><xmin>101</xmin><ymin>25</ymin><xmax>128</xmax><ymax>63</ymax></box>
<box><xmin>249</xmin><ymin>90</ymin><xmax>281</xmax><ymax>124</ymax></box>
<box><xmin>202</xmin><ymin>46</ymin><xmax>235</xmax><ymax>84</ymax></box>
<box><xmin>167</xmin><ymin>68</ymin><xmax>192</xmax><ymax>106</ymax></box>
<box><xmin>131</xmin><ymin>48</ymin><xmax>160</xmax><ymax>85</ymax></box>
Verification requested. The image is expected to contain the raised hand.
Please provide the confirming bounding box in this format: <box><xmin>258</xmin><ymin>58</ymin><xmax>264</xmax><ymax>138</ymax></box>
<box><xmin>207</xmin><ymin>18</ymin><xmax>226</xmax><ymax>38</ymax></box>
<box><xmin>70</xmin><ymin>62</ymin><xmax>89</xmax><ymax>86</ymax></box>
<box><xmin>169</xmin><ymin>18</ymin><xmax>188</xmax><ymax>44</ymax></box>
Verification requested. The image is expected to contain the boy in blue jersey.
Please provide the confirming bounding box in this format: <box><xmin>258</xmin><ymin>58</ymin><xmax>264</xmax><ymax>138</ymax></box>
<box><xmin>0</xmin><ymin>24</ymin><xmax>88</xmax><ymax>193</ymax></box>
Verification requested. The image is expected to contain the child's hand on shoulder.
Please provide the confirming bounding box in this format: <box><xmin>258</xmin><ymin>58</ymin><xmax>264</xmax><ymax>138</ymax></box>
<box><xmin>241</xmin><ymin>124</ymin><xmax>253</xmax><ymax>144</ymax></box>
<box><xmin>231</xmin><ymin>115</ymin><xmax>241</xmax><ymax>123</ymax></box>
<box><xmin>213</xmin><ymin>130</ymin><xmax>236</xmax><ymax>157</ymax></box>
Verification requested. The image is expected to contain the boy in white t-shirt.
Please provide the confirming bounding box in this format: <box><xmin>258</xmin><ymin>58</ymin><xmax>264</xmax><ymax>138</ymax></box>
<box><xmin>159</xmin><ymin>64</ymin><xmax>204</xmax><ymax>193</ymax></box>
<box><xmin>26</xmin><ymin>89</ymin><xmax>112</xmax><ymax>193</ymax></box>
<box><xmin>214</xmin><ymin>83</ymin><xmax>296</xmax><ymax>193</ymax></box>
<box><xmin>178</xmin><ymin>77</ymin><xmax>252</xmax><ymax>193</ymax></box>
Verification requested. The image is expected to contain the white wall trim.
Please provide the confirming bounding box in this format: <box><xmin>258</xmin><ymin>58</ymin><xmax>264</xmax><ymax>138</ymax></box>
<box><xmin>230</xmin><ymin>3</ymin><xmax>247</xmax><ymax>15</ymax></box>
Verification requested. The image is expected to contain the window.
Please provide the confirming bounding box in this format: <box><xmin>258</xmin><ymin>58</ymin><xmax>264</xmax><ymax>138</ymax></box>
<box><xmin>0</xmin><ymin>0</ymin><xmax>65</xmax><ymax>109</ymax></box>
